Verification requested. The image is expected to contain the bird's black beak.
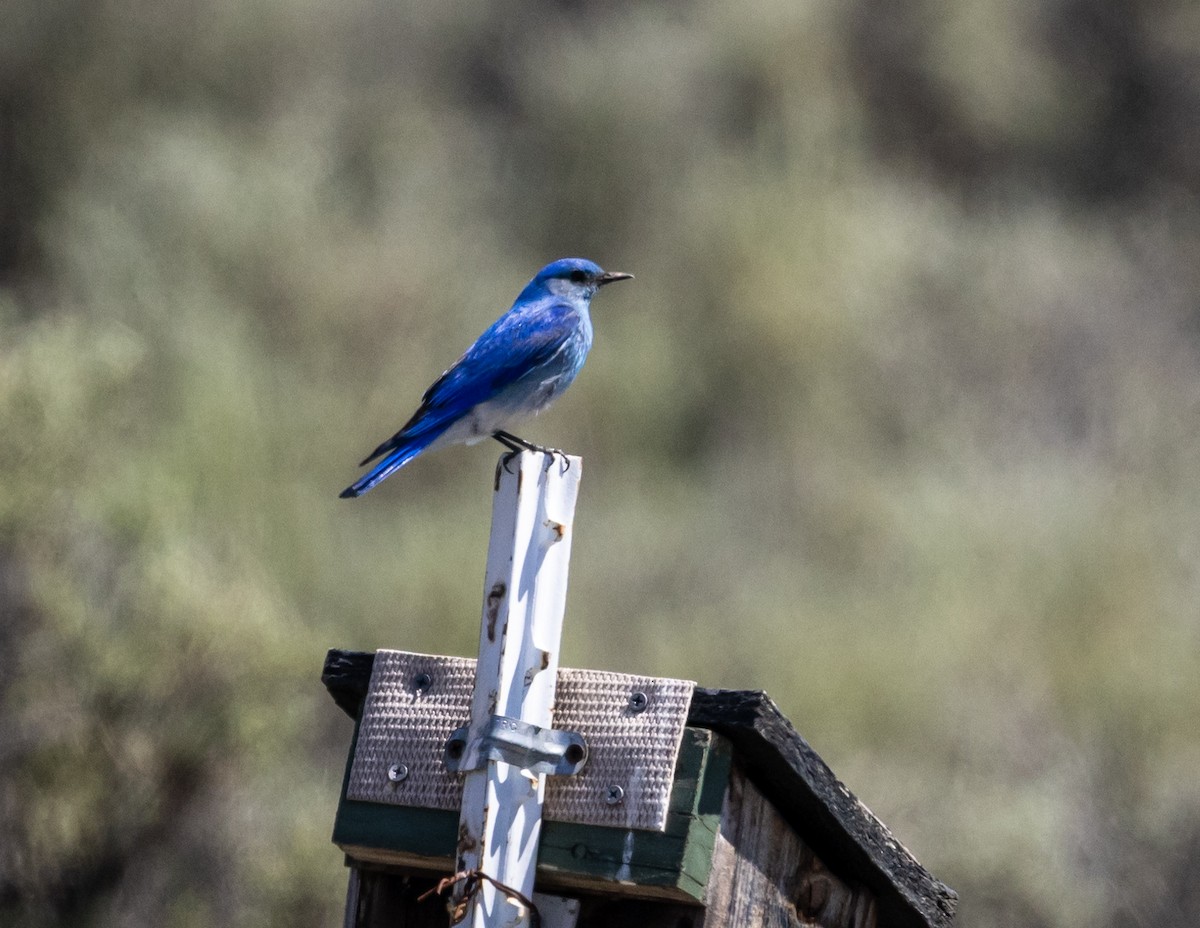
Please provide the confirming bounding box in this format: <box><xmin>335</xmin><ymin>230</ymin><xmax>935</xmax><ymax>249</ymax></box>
<box><xmin>597</xmin><ymin>271</ymin><xmax>634</xmax><ymax>287</ymax></box>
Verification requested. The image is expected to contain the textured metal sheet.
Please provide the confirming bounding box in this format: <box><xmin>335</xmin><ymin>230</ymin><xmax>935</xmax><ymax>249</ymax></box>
<box><xmin>547</xmin><ymin>668</ymin><xmax>697</xmax><ymax>830</ymax></box>
<box><xmin>347</xmin><ymin>652</ymin><xmax>476</xmax><ymax>812</ymax></box>
<box><xmin>347</xmin><ymin>650</ymin><xmax>696</xmax><ymax>832</ymax></box>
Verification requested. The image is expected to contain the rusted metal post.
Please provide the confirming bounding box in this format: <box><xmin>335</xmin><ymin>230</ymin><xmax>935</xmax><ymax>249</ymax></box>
<box><xmin>453</xmin><ymin>451</ymin><xmax>582</xmax><ymax>928</ymax></box>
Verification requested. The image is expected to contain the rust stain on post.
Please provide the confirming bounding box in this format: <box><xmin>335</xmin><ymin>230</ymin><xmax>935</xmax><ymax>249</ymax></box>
<box><xmin>456</xmin><ymin>822</ymin><xmax>477</xmax><ymax>857</ymax></box>
<box><xmin>485</xmin><ymin>582</ymin><xmax>506</xmax><ymax>641</ymax></box>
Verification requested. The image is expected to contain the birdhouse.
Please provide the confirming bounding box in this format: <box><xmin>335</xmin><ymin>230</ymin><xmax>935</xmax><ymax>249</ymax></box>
<box><xmin>323</xmin><ymin>648</ymin><xmax>957</xmax><ymax>928</ymax></box>
<box><xmin>324</xmin><ymin>451</ymin><xmax>956</xmax><ymax>928</ymax></box>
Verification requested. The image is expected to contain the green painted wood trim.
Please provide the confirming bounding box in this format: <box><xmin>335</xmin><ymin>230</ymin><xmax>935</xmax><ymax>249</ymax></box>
<box><xmin>332</xmin><ymin>726</ymin><xmax>734</xmax><ymax>902</ymax></box>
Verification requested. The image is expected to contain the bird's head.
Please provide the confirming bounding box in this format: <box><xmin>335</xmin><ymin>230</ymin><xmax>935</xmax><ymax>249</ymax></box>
<box><xmin>523</xmin><ymin>258</ymin><xmax>634</xmax><ymax>302</ymax></box>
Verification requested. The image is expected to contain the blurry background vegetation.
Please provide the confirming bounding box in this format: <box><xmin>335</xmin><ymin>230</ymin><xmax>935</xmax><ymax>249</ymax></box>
<box><xmin>2</xmin><ymin>0</ymin><xmax>1199</xmax><ymax>925</ymax></box>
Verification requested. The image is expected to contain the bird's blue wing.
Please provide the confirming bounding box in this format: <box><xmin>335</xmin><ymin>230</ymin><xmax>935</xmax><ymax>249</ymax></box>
<box><xmin>357</xmin><ymin>300</ymin><xmax>580</xmax><ymax>466</ymax></box>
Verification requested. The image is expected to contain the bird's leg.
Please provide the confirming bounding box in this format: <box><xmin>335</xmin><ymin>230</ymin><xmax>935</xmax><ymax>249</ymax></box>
<box><xmin>492</xmin><ymin>430</ymin><xmax>571</xmax><ymax>472</ymax></box>
<box><xmin>492</xmin><ymin>431</ymin><xmax>523</xmax><ymax>473</ymax></box>
<box><xmin>492</xmin><ymin>430</ymin><xmax>527</xmax><ymax>453</ymax></box>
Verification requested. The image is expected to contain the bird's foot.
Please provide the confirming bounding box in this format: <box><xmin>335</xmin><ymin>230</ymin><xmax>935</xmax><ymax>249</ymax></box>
<box><xmin>492</xmin><ymin>431</ymin><xmax>571</xmax><ymax>473</ymax></box>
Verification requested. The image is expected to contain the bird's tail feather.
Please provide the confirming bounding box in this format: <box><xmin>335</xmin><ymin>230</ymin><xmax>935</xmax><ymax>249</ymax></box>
<box><xmin>339</xmin><ymin>434</ymin><xmax>436</xmax><ymax>498</ymax></box>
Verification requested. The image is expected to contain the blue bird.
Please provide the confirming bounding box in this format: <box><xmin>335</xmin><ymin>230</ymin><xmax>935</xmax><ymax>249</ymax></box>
<box><xmin>340</xmin><ymin>258</ymin><xmax>633</xmax><ymax>498</ymax></box>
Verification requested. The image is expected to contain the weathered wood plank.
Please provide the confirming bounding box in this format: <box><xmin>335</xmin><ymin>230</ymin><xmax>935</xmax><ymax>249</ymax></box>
<box><xmin>701</xmin><ymin>766</ymin><xmax>876</xmax><ymax>928</ymax></box>
<box><xmin>688</xmin><ymin>689</ymin><xmax>956</xmax><ymax>928</ymax></box>
<box><xmin>341</xmin><ymin>767</ymin><xmax>879</xmax><ymax>928</ymax></box>
<box><xmin>323</xmin><ymin>649</ymin><xmax>374</xmax><ymax>718</ymax></box>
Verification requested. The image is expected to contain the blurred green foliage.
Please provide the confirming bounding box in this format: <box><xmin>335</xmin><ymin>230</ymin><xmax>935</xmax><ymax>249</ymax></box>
<box><xmin>3</xmin><ymin>0</ymin><xmax>1200</xmax><ymax>925</ymax></box>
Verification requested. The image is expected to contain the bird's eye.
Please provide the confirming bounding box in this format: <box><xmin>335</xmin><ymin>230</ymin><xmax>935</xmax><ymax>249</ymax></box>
<box><xmin>568</xmin><ymin>269</ymin><xmax>588</xmax><ymax>284</ymax></box>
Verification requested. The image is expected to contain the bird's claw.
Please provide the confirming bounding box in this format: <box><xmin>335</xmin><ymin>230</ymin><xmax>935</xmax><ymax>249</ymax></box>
<box><xmin>500</xmin><ymin>447</ymin><xmax>568</xmax><ymax>474</ymax></box>
<box><xmin>543</xmin><ymin>449</ymin><xmax>570</xmax><ymax>473</ymax></box>
<box><xmin>524</xmin><ymin>443</ymin><xmax>570</xmax><ymax>472</ymax></box>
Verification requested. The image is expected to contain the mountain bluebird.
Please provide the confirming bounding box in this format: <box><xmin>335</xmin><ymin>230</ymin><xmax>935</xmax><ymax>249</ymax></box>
<box><xmin>340</xmin><ymin>257</ymin><xmax>632</xmax><ymax>498</ymax></box>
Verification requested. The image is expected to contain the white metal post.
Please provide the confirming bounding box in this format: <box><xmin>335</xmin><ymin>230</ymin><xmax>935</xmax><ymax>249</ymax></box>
<box><xmin>455</xmin><ymin>451</ymin><xmax>582</xmax><ymax>928</ymax></box>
